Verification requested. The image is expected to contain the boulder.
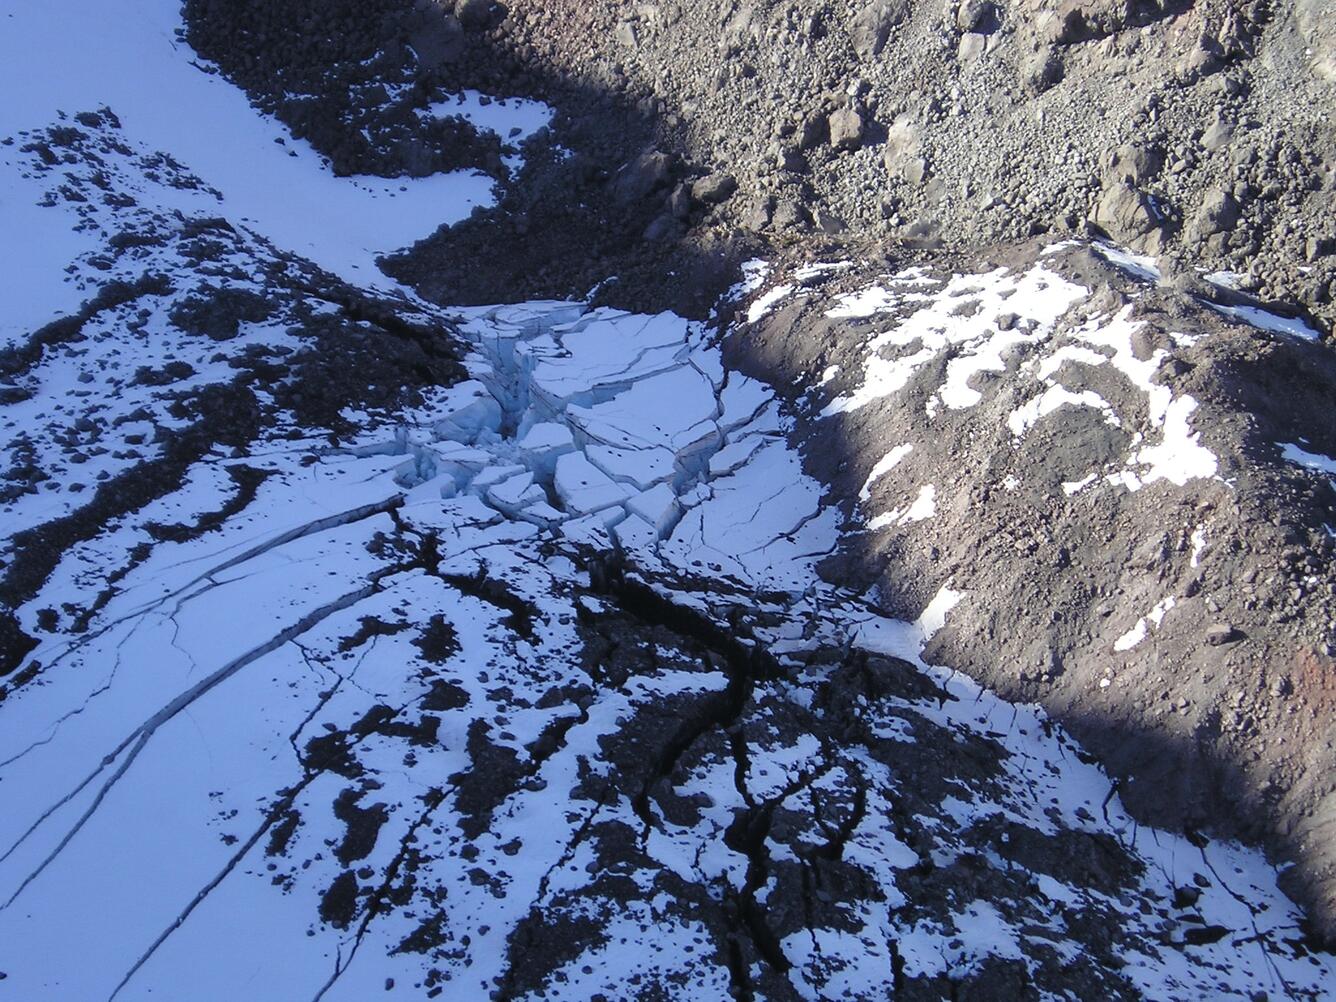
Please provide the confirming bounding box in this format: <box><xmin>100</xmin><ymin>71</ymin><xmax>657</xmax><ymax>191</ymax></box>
<box><xmin>1092</xmin><ymin>180</ymin><xmax>1164</xmax><ymax>246</ymax></box>
<box><xmin>828</xmin><ymin>108</ymin><xmax>866</xmax><ymax>152</ymax></box>
<box><xmin>691</xmin><ymin>172</ymin><xmax>738</xmax><ymax>205</ymax></box>
<box><xmin>1189</xmin><ymin>187</ymin><xmax>1242</xmax><ymax>242</ymax></box>
<box><xmin>454</xmin><ymin>0</ymin><xmax>492</xmax><ymax>30</ymax></box>
<box><xmin>850</xmin><ymin>0</ymin><xmax>910</xmax><ymax>59</ymax></box>
<box><xmin>611</xmin><ymin>151</ymin><xmax>674</xmax><ymax>205</ymax></box>
<box><xmin>1105</xmin><ymin>143</ymin><xmax>1164</xmax><ymax>186</ymax></box>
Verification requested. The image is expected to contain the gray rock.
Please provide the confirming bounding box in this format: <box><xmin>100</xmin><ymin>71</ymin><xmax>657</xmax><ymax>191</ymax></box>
<box><xmin>1177</xmin><ymin>40</ymin><xmax>1222</xmax><ymax>82</ymax></box>
<box><xmin>959</xmin><ymin>32</ymin><xmax>988</xmax><ymax>61</ymax></box>
<box><xmin>1200</xmin><ymin>119</ymin><xmax>1235</xmax><ymax>152</ymax></box>
<box><xmin>816</xmin><ymin>209</ymin><xmax>848</xmax><ymax>234</ymax></box>
<box><xmin>1206</xmin><ymin>623</ymin><xmax>1242</xmax><ymax>646</ymax></box>
<box><xmin>612</xmin><ymin>151</ymin><xmax>673</xmax><ymax>205</ymax></box>
<box><xmin>850</xmin><ymin>0</ymin><xmax>909</xmax><ymax>59</ymax></box>
<box><xmin>642</xmin><ymin>213</ymin><xmax>681</xmax><ymax>242</ymax></box>
<box><xmin>691</xmin><ymin>172</ymin><xmax>738</xmax><ymax>205</ymax></box>
<box><xmin>406</xmin><ymin>10</ymin><xmax>464</xmax><ymax>69</ymax></box>
<box><xmin>1022</xmin><ymin>47</ymin><xmax>1064</xmax><ymax>93</ymax></box>
<box><xmin>1093</xmin><ymin>180</ymin><xmax>1162</xmax><ymax>242</ymax></box>
<box><xmin>1306</xmin><ymin>237</ymin><xmax>1334</xmax><ymax>262</ymax></box>
<box><xmin>1106</xmin><ymin>144</ymin><xmax>1164</xmax><ymax>186</ymax></box>
<box><xmin>1191</xmin><ymin>188</ymin><xmax>1242</xmax><ymax>241</ymax></box>
<box><xmin>1036</xmin><ymin>3</ymin><xmax>1088</xmax><ymax>45</ymax></box>
<box><xmin>956</xmin><ymin>0</ymin><xmax>999</xmax><ymax>34</ymax></box>
<box><xmin>828</xmin><ymin>108</ymin><xmax>866</xmax><ymax>151</ymax></box>
<box><xmin>902</xmin><ymin>156</ymin><xmax>928</xmax><ymax>186</ymax></box>
<box><xmin>773</xmin><ymin>143</ymin><xmax>808</xmax><ymax>173</ymax></box>
<box><xmin>799</xmin><ymin>112</ymin><xmax>829</xmax><ymax>151</ymax></box>
<box><xmin>454</xmin><ymin>0</ymin><xmax>492</xmax><ymax>30</ymax></box>
<box><xmin>615</xmin><ymin>21</ymin><xmax>639</xmax><ymax>49</ymax></box>
<box><xmin>667</xmin><ymin>183</ymin><xmax>692</xmax><ymax>220</ymax></box>
<box><xmin>772</xmin><ymin>199</ymin><xmax>812</xmax><ymax>232</ymax></box>
<box><xmin>744</xmin><ymin>196</ymin><xmax>776</xmax><ymax>232</ymax></box>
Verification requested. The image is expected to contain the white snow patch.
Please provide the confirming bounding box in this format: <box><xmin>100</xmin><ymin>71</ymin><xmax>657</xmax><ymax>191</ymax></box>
<box><xmin>1062</xmin><ymin>474</ymin><xmax>1097</xmax><ymax>495</ymax></box>
<box><xmin>1037</xmin><ymin>307</ymin><xmax>1217</xmax><ymax>491</ymax></box>
<box><xmin>1092</xmin><ymin>242</ymin><xmax>1162</xmax><ymax>282</ymax></box>
<box><xmin>1280</xmin><ymin>442</ymin><xmax>1336</xmax><ymax>475</ymax></box>
<box><xmin>822</xmin><ymin>265</ymin><xmax>1087</xmax><ymax>418</ymax></box>
<box><xmin>1007</xmin><ymin>386</ymin><xmax>1119</xmax><ymax>439</ymax></box>
<box><xmin>746</xmin><ymin>284</ymin><xmax>796</xmax><ymax>323</ymax></box>
<box><xmin>793</xmin><ymin>261</ymin><xmax>853</xmax><ymax>282</ymax></box>
<box><xmin>1207</xmin><ymin>302</ymin><xmax>1322</xmax><ymax>341</ymax></box>
<box><xmin>1114</xmin><ymin>596</ymin><xmax>1176</xmax><ymax>652</ymax></box>
<box><xmin>423</xmin><ymin>90</ymin><xmax>552</xmax><ymax>144</ymax></box>
<box><xmin>869</xmin><ymin>484</ymin><xmax>936</xmax><ymax>530</ymax></box>
<box><xmin>917</xmin><ymin>585</ymin><xmax>963</xmax><ymax>641</ymax></box>
<box><xmin>858</xmin><ymin>444</ymin><xmax>913</xmax><ymax>502</ymax></box>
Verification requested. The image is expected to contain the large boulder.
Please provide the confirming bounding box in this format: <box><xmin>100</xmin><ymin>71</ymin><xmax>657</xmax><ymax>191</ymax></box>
<box><xmin>611</xmin><ymin>150</ymin><xmax>674</xmax><ymax>205</ymax></box>
<box><xmin>828</xmin><ymin>107</ymin><xmax>866</xmax><ymax>152</ymax></box>
<box><xmin>850</xmin><ymin>0</ymin><xmax>910</xmax><ymax>59</ymax></box>
<box><xmin>1104</xmin><ymin>143</ymin><xmax>1164</xmax><ymax>187</ymax></box>
<box><xmin>1189</xmin><ymin>186</ymin><xmax>1242</xmax><ymax>243</ymax></box>
<box><xmin>1092</xmin><ymin>180</ymin><xmax>1165</xmax><ymax>250</ymax></box>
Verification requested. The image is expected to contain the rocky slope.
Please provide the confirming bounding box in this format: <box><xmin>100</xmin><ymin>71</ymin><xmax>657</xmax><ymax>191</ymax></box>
<box><xmin>386</xmin><ymin>0</ymin><xmax>1336</xmax><ymax>329</ymax></box>
<box><xmin>729</xmin><ymin>239</ymin><xmax>1336</xmax><ymax>941</ymax></box>
<box><xmin>1</xmin><ymin>1</ymin><xmax>1335</xmax><ymax>1000</ymax></box>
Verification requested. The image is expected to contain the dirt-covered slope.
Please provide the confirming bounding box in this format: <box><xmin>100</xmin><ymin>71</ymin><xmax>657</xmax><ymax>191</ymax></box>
<box><xmin>727</xmin><ymin>239</ymin><xmax>1336</xmax><ymax>940</ymax></box>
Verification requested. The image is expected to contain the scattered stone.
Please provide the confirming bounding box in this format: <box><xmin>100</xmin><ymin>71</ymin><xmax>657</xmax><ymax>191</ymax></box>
<box><xmin>1206</xmin><ymin>623</ymin><xmax>1243</xmax><ymax>646</ymax></box>
<box><xmin>611</xmin><ymin>150</ymin><xmax>673</xmax><ymax>204</ymax></box>
<box><xmin>850</xmin><ymin>0</ymin><xmax>909</xmax><ymax>59</ymax></box>
<box><xmin>1093</xmin><ymin>180</ymin><xmax>1163</xmax><ymax>246</ymax></box>
<box><xmin>828</xmin><ymin>107</ymin><xmax>865</xmax><ymax>151</ymax></box>
<box><xmin>690</xmin><ymin>172</ymin><xmax>737</xmax><ymax>206</ymax></box>
<box><xmin>1106</xmin><ymin>144</ymin><xmax>1164</xmax><ymax>186</ymax></box>
<box><xmin>1190</xmin><ymin>187</ymin><xmax>1242</xmax><ymax>242</ymax></box>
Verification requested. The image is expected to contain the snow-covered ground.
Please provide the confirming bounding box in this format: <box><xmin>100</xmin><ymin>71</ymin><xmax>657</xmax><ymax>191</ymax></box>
<box><xmin>0</xmin><ymin>4</ymin><xmax>1333</xmax><ymax>1001</ymax></box>
<box><xmin>2</xmin><ymin>288</ymin><xmax>1332</xmax><ymax>999</ymax></box>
